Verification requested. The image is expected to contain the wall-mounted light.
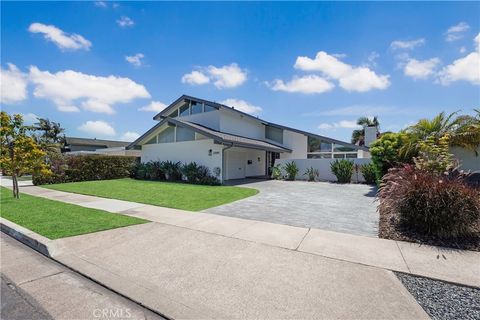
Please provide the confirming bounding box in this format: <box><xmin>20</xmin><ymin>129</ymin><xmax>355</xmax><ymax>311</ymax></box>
<box><xmin>257</xmin><ymin>157</ymin><xmax>261</xmax><ymax>162</ymax></box>
<box><xmin>208</xmin><ymin>149</ymin><xmax>212</xmax><ymax>156</ymax></box>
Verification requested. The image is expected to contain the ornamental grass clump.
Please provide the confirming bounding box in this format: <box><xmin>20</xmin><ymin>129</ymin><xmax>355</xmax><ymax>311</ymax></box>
<box><xmin>330</xmin><ymin>159</ymin><xmax>354</xmax><ymax>183</ymax></box>
<box><xmin>360</xmin><ymin>163</ymin><xmax>377</xmax><ymax>185</ymax></box>
<box><xmin>378</xmin><ymin>165</ymin><xmax>480</xmax><ymax>238</ymax></box>
<box><xmin>284</xmin><ymin>161</ymin><xmax>299</xmax><ymax>181</ymax></box>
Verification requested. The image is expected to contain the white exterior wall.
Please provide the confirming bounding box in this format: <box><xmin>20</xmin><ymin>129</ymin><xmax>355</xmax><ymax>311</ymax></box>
<box><xmin>219</xmin><ymin>110</ymin><xmax>265</xmax><ymax>140</ymax></box>
<box><xmin>224</xmin><ymin>147</ymin><xmax>266</xmax><ymax>179</ymax></box>
<box><xmin>180</xmin><ymin>110</ymin><xmax>220</xmax><ymax>130</ymax></box>
<box><xmin>141</xmin><ymin>139</ymin><xmax>224</xmax><ymax>180</ymax></box>
<box><xmin>275</xmin><ymin>158</ymin><xmax>372</xmax><ymax>182</ymax></box>
<box><xmin>451</xmin><ymin>146</ymin><xmax>480</xmax><ymax>171</ymax></box>
<box><xmin>280</xmin><ymin>130</ymin><xmax>308</xmax><ymax>159</ymax></box>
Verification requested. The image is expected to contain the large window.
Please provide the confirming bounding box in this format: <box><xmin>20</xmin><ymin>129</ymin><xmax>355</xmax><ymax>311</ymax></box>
<box><xmin>190</xmin><ymin>101</ymin><xmax>203</xmax><ymax>115</ymax></box>
<box><xmin>179</xmin><ymin>102</ymin><xmax>190</xmax><ymax>117</ymax></box>
<box><xmin>158</xmin><ymin>126</ymin><xmax>175</xmax><ymax>143</ymax></box>
<box><xmin>307</xmin><ymin>136</ymin><xmax>358</xmax><ymax>159</ymax></box>
<box><xmin>176</xmin><ymin>126</ymin><xmax>195</xmax><ymax>142</ymax></box>
<box><xmin>204</xmin><ymin>104</ymin><xmax>216</xmax><ymax>112</ymax></box>
<box><xmin>265</xmin><ymin>126</ymin><xmax>283</xmax><ymax>144</ymax></box>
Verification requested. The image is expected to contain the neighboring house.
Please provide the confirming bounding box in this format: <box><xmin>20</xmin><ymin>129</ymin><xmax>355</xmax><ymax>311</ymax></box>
<box><xmin>129</xmin><ymin>95</ymin><xmax>369</xmax><ymax>182</ymax></box>
<box><xmin>63</xmin><ymin>137</ymin><xmax>140</xmax><ymax>157</ymax></box>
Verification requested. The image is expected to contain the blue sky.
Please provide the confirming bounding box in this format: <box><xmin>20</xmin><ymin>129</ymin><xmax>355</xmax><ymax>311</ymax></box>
<box><xmin>1</xmin><ymin>1</ymin><xmax>479</xmax><ymax>142</ymax></box>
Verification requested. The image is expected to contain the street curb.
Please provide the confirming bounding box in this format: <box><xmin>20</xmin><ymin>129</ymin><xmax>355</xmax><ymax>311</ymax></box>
<box><xmin>0</xmin><ymin>219</ymin><xmax>174</xmax><ymax>320</ymax></box>
<box><xmin>0</xmin><ymin>218</ymin><xmax>52</xmax><ymax>257</ymax></box>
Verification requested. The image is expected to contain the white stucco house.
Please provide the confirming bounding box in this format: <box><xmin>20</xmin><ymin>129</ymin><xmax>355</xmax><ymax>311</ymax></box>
<box><xmin>128</xmin><ymin>95</ymin><xmax>370</xmax><ymax>182</ymax></box>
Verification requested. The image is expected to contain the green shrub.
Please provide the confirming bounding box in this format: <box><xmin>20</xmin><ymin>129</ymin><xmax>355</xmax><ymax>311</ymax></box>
<box><xmin>161</xmin><ymin>160</ymin><xmax>182</xmax><ymax>181</ymax></box>
<box><xmin>33</xmin><ymin>154</ymin><xmax>137</xmax><ymax>185</ymax></box>
<box><xmin>370</xmin><ymin>132</ymin><xmax>413</xmax><ymax>181</ymax></box>
<box><xmin>181</xmin><ymin>162</ymin><xmax>218</xmax><ymax>184</ymax></box>
<box><xmin>303</xmin><ymin>167</ymin><xmax>319</xmax><ymax>182</ymax></box>
<box><xmin>360</xmin><ymin>163</ymin><xmax>376</xmax><ymax>185</ymax></box>
<box><xmin>271</xmin><ymin>163</ymin><xmax>283</xmax><ymax>180</ymax></box>
<box><xmin>284</xmin><ymin>161</ymin><xmax>299</xmax><ymax>181</ymax></box>
<box><xmin>330</xmin><ymin>159</ymin><xmax>354</xmax><ymax>183</ymax></box>
<box><xmin>378</xmin><ymin>165</ymin><xmax>480</xmax><ymax>238</ymax></box>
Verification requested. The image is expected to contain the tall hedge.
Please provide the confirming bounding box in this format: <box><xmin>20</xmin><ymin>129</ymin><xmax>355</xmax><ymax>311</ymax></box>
<box><xmin>33</xmin><ymin>154</ymin><xmax>137</xmax><ymax>185</ymax></box>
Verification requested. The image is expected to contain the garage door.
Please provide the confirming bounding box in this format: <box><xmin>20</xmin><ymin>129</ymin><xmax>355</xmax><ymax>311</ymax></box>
<box><xmin>226</xmin><ymin>151</ymin><xmax>246</xmax><ymax>180</ymax></box>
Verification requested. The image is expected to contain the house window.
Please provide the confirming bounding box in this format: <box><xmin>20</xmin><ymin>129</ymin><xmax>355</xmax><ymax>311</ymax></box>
<box><xmin>158</xmin><ymin>126</ymin><xmax>175</xmax><ymax>143</ymax></box>
<box><xmin>179</xmin><ymin>102</ymin><xmax>190</xmax><ymax>117</ymax></box>
<box><xmin>176</xmin><ymin>126</ymin><xmax>195</xmax><ymax>142</ymax></box>
<box><xmin>333</xmin><ymin>144</ymin><xmax>355</xmax><ymax>152</ymax></box>
<box><xmin>204</xmin><ymin>104</ymin><xmax>216</xmax><ymax>112</ymax></box>
<box><xmin>191</xmin><ymin>101</ymin><xmax>203</xmax><ymax>115</ymax></box>
<box><xmin>265</xmin><ymin>126</ymin><xmax>283</xmax><ymax>144</ymax></box>
<box><xmin>145</xmin><ymin>136</ymin><xmax>157</xmax><ymax>144</ymax></box>
<box><xmin>308</xmin><ymin>137</ymin><xmax>332</xmax><ymax>152</ymax></box>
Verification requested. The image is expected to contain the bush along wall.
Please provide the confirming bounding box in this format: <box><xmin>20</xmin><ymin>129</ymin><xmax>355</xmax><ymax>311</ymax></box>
<box><xmin>132</xmin><ymin>161</ymin><xmax>221</xmax><ymax>186</ymax></box>
<box><xmin>33</xmin><ymin>154</ymin><xmax>137</xmax><ymax>185</ymax></box>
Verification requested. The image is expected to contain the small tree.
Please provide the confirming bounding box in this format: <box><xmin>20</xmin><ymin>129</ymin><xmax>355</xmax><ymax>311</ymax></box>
<box><xmin>0</xmin><ymin>112</ymin><xmax>49</xmax><ymax>198</ymax></box>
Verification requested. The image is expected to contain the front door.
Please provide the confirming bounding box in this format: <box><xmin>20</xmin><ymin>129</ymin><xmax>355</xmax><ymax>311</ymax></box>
<box><xmin>226</xmin><ymin>151</ymin><xmax>246</xmax><ymax>180</ymax></box>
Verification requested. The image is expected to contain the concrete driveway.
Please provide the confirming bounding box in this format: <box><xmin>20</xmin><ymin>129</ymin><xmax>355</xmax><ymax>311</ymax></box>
<box><xmin>204</xmin><ymin>179</ymin><xmax>379</xmax><ymax>237</ymax></box>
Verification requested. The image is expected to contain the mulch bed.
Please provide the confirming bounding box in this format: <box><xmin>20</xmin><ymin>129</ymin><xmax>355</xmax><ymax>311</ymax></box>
<box><xmin>378</xmin><ymin>208</ymin><xmax>480</xmax><ymax>252</ymax></box>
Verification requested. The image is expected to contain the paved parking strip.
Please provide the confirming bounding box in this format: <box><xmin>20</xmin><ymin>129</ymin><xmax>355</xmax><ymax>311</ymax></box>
<box><xmin>204</xmin><ymin>179</ymin><xmax>379</xmax><ymax>237</ymax></box>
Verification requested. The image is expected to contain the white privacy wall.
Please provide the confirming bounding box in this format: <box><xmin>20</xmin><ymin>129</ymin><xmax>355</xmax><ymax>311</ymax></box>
<box><xmin>451</xmin><ymin>146</ymin><xmax>480</xmax><ymax>171</ymax></box>
<box><xmin>141</xmin><ymin>139</ymin><xmax>224</xmax><ymax>178</ymax></box>
<box><xmin>275</xmin><ymin>158</ymin><xmax>372</xmax><ymax>182</ymax></box>
<box><xmin>280</xmin><ymin>130</ymin><xmax>308</xmax><ymax>159</ymax></box>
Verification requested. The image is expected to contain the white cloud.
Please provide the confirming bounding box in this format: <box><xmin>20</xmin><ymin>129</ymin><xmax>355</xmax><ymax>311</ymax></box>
<box><xmin>438</xmin><ymin>33</ymin><xmax>480</xmax><ymax>85</ymax></box>
<box><xmin>220</xmin><ymin>98</ymin><xmax>262</xmax><ymax>115</ymax></box>
<box><xmin>29</xmin><ymin>66</ymin><xmax>150</xmax><ymax>113</ymax></box>
<box><xmin>270</xmin><ymin>75</ymin><xmax>334</xmax><ymax>94</ymax></box>
<box><xmin>404</xmin><ymin>57</ymin><xmax>441</xmax><ymax>80</ymax></box>
<box><xmin>94</xmin><ymin>1</ymin><xmax>107</xmax><ymax>8</ymax></box>
<box><xmin>138</xmin><ymin>101</ymin><xmax>167</xmax><ymax>112</ymax></box>
<box><xmin>125</xmin><ymin>53</ymin><xmax>144</xmax><ymax>67</ymax></box>
<box><xmin>318</xmin><ymin>120</ymin><xmax>361</xmax><ymax>130</ymax></box>
<box><xmin>21</xmin><ymin>113</ymin><xmax>40</xmax><ymax>125</ymax></box>
<box><xmin>81</xmin><ymin>100</ymin><xmax>115</xmax><ymax>114</ymax></box>
<box><xmin>445</xmin><ymin>22</ymin><xmax>470</xmax><ymax>42</ymax></box>
<box><xmin>0</xmin><ymin>63</ymin><xmax>28</xmax><ymax>104</ymax></box>
<box><xmin>207</xmin><ymin>63</ymin><xmax>247</xmax><ymax>88</ymax></box>
<box><xmin>365</xmin><ymin>51</ymin><xmax>380</xmax><ymax>68</ymax></box>
<box><xmin>120</xmin><ymin>131</ymin><xmax>140</xmax><ymax>142</ymax></box>
<box><xmin>181</xmin><ymin>71</ymin><xmax>210</xmax><ymax>85</ymax></box>
<box><xmin>117</xmin><ymin>16</ymin><xmax>134</xmax><ymax>27</ymax></box>
<box><xmin>78</xmin><ymin>120</ymin><xmax>116</xmax><ymax>137</ymax></box>
<box><xmin>460</xmin><ymin>47</ymin><xmax>467</xmax><ymax>54</ymax></box>
<box><xmin>182</xmin><ymin>63</ymin><xmax>247</xmax><ymax>89</ymax></box>
<box><xmin>294</xmin><ymin>51</ymin><xmax>390</xmax><ymax>92</ymax></box>
<box><xmin>28</xmin><ymin>23</ymin><xmax>91</xmax><ymax>51</ymax></box>
<box><xmin>390</xmin><ymin>38</ymin><xmax>425</xmax><ymax>50</ymax></box>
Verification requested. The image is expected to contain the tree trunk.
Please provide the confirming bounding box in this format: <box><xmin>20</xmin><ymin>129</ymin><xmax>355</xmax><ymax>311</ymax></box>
<box><xmin>12</xmin><ymin>174</ymin><xmax>19</xmax><ymax>198</ymax></box>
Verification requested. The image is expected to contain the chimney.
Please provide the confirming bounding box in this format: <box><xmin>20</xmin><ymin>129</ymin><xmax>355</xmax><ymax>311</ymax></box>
<box><xmin>364</xmin><ymin>125</ymin><xmax>378</xmax><ymax>147</ymax></box>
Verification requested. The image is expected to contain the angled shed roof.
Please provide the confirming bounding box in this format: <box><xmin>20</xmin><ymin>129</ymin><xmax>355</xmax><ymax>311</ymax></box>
<box><xmin>128</xmin><ymin>117</ymin><xmax>291</xmax><ymax>153</ymax></box>
<box><xmin>152</xmin><ymin>95</ymin><xmax>369</xmax><ymax>152</ymax></box>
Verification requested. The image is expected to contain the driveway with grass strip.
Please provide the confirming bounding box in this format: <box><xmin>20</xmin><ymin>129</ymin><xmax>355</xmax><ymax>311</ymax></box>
<box><xmin>0</xmin><ymin>187</ymin><xmax>148</xmax><ymax>239</ymax></box>
<box><xmin>43</xmin><ymin>178</ymin><xmax>259</xmax><ymax>211</ymax></box>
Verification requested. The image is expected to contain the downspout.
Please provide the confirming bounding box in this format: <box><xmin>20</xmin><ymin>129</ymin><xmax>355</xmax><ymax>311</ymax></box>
<box><xmin>221</xmin><ymin>142</ymin><xmax>234</xmax><ymax>182</ymax></box>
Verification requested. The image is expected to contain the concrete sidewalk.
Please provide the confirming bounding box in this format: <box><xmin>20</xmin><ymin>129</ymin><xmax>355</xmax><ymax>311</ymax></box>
<box><xmin>8</xmin><ymin>184</ymin><xmax>480</xmax><ymax>288</ymax></box>
<box><xmin>1</xmin><ymin>232</ymin><xmax>164</xmax><ymax>320</ymax></box>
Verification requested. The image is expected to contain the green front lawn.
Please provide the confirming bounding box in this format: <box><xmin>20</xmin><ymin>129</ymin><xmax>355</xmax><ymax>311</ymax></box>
<box><xmin>43</xmin><ymin>178</ymin><xmax>259</xmax><ymax>211</ymax></box>
<box><xmin>0</xmin><ymin>187</ymin><xmax>148</xmax><ymax>239</ymax></box>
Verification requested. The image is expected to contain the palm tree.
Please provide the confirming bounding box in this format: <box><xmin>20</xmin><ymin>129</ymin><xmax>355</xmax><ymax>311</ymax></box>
<box><xmin>33</xmin><ymin>118</ymin><xmax>66</xmax><ymax>153</ymax></box>
<box><xmin>401</xmin><ymin>111</ymin><xmax>480</xmax><ymax>157</ymax></box>
<box><xmin>351</xmin><ymin>116</ymin><xmax>380</xmax><ymax>145</ymax></box>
